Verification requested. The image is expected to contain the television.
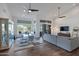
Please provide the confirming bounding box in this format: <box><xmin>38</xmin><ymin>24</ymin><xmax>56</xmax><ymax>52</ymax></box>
<box><xmin>60</xmin><ymin>26</ymin><xmax>69</xmax><ymax>31</ymax></box>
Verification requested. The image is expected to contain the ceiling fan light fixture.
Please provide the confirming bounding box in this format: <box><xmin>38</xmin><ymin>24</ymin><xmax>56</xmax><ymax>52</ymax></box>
<box><xmin>57</xmin><ymin>7</ymin><xmax>66</xmax><ymax>19</ymax></box>
<box><xmin>28</xmin><ymin>9</ymin><xmax>32</xmax><ymax>13</ymax></box>
<box><xmin>24</xmin><ymin>10</ymin><xmax>26</xmax><ymax>12</ymax></box>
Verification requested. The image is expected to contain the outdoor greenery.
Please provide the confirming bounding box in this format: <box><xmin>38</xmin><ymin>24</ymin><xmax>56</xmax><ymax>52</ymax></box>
<box><xmin>17</xmin><ymin>23</ymin><xmax>32</xmax><ymax>33</ymax></box>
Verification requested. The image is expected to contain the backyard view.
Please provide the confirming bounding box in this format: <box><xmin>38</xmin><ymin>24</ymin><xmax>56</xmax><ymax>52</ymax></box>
<box><xmin>17</xmin><ymin>23</ymin><xmax>32</xmax><ymax>33</ymax></box>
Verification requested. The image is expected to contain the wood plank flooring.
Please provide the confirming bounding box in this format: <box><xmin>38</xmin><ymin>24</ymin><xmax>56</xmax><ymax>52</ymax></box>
<box><xmin>0</xmin><ymin>41</ymin><xmax>79</xmax><ymax>56</ymax></box>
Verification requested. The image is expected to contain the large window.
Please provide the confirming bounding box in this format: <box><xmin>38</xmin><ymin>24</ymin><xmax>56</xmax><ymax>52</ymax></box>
<box><xmin>17</xmin><ymin>24</ymin><xmax>31</xmax><ymax>33</ymax></box>
<box><xmin>17</xmin><ymin>20</ymin><xmax>32</xmax><ymax>34</ymax></box>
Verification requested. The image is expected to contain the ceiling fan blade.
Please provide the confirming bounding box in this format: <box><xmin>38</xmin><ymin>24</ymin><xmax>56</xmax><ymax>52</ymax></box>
<box><xmin>29</xmin><ymin>9</ymin><xmax>39</xmax><ymax>11</ymax></box>
<box><xmin>59</xmin><ymin>16</ymin><xmax>66</xmax><ymax>18</ymax></box>
<box><xmin>28</xmin><ymin>3</ymin><xmax>39</xmax><ymax>12</ymax></box>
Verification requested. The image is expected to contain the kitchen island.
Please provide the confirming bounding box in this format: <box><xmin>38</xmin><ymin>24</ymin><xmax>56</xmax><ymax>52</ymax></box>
<box><xmin>43</xmin><ymin>34</ymin><xmax>79</xmax><ymax>52</ymax></box>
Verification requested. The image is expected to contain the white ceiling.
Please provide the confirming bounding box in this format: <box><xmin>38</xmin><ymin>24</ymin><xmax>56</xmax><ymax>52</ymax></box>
<box><xmin>6</xmin><ymin>3</ymin><xmax>79</xmax><ymax>20</ymax></box>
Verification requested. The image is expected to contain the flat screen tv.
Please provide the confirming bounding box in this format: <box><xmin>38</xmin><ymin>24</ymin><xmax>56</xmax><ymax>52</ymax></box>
<box><xmin>60</xmin><ymin>26</ymin><xmax>69</xmax><ymax>31</ymax></box>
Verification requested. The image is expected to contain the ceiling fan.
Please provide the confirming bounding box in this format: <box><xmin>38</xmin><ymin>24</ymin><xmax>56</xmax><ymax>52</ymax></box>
<box><xmin>24</xmin><ymin>3</ymin><xmax>39</xmax><ymax>13</ymax></box>
<box><xmin>57</xmin><ymin>7</ymin><xmax>66</xmax><ymax>18</ymax></box>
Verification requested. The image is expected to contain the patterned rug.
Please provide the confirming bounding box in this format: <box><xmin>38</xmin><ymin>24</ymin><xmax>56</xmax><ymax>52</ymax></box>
<box><xmin>14</xmin><ymin>38</ymin><xmax>34</xmax><ymax>52</ymax></box>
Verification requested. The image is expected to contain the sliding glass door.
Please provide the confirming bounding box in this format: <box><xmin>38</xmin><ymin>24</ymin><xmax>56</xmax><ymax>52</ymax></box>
<box><xmin>0</xmin><ymin>18</ymin><xmax>9</xmax><ymax>50</ymax></box>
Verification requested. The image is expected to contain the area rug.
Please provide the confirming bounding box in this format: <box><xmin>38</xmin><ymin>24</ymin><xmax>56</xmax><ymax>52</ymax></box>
<box><xmin>14</xmin><ymin>44</ymin><xmax>34</xmax><ymax>52</ymax></box>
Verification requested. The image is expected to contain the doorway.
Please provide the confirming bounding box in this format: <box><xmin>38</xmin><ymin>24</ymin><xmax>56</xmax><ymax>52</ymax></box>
<box><xmin>40</xmin><ymin>24</ymin><xmax>51</xmax><ymax>37</ymax></box>
<box><xmin>15</xmin><ymin>20</ymin><xmax>34</xmax><ymax>51</ymax></box>
<box><xmin>0</xmin><ymin>18</ymin><xmax>9</xmax><ymax>50</ymax></box>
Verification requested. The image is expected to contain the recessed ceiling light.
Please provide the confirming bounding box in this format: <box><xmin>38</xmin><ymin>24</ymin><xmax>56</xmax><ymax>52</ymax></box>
<box><xmin>3</xmin><ymin>9</ymin><xmax>6</xmax><ymax>13</ymax></box>
<box><xmin>72</xmin><ymin>3</ymin><xmax>76</xmax><ymax>6</ymax></box>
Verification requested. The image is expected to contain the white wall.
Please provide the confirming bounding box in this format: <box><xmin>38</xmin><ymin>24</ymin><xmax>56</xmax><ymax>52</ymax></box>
<box><xmin>0</xmin><ymin>3</ymin><xmax>10</xmax><ymax>18</ymax></box>
<box><xmin>51</xmin><ymin>5</ymin><xmax>79</xmax><ymax>35</ymax></box>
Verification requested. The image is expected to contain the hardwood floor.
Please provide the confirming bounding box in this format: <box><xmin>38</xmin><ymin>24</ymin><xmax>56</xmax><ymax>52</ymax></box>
<box><xmin>0</xmin><ymin>40</ymin><xmax>79</xmax><ymax>56</ymax></box>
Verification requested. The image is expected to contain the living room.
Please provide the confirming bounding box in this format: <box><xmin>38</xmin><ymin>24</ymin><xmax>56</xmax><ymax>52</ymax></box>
<box><xmin>0</xmin><ymin>2</ymin><xmax>79</xmax><ymax>57</ymax></box>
